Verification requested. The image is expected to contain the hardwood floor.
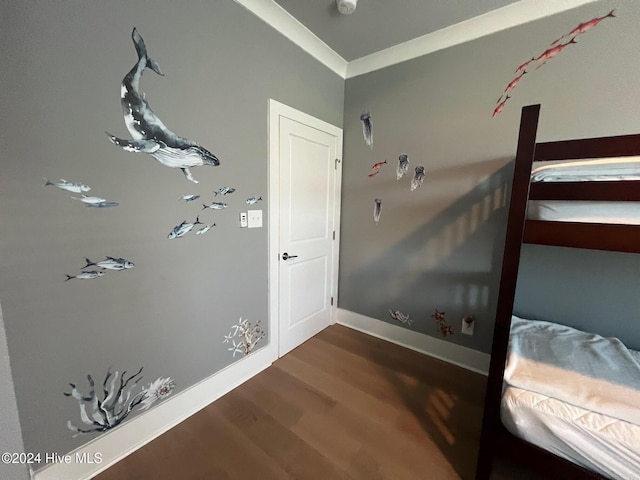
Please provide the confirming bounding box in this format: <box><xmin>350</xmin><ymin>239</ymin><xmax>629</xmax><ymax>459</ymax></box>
<box><xmin>94</xmin><ymin>325</ymin><xmax>536</xmax><ymax>480</ymax></box>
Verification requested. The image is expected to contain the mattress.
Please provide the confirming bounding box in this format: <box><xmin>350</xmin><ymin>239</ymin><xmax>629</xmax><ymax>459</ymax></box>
<box><xmin>502</xmin><ymin>386</ymin><xmax>640</xmax><ymax>480</ymax></box>
<box><xmin>502</xmin><ymin>316</ymin><xmax>640</xmax><ymax>479</ymax></box>
<box><xmin>527</xmin><ymin>157</ymin><xmax>640</xmax><ymax>224</ymax></box>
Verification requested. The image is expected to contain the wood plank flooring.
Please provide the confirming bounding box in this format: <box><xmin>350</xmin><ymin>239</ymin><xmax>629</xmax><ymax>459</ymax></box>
<box><xmin>94</xmin><ymin>325</ymin><xmax>537</xmax><ymax>480</ymax></box>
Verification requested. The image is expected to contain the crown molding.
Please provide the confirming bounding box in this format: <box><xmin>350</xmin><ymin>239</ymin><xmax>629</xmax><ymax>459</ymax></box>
<box><xmin>233</xmin><ymin>0</ymin><xmax>348</xmax><ymax>78</ymax></box>
<box><xmin>346</xmin><ymin>0</ymin><xmax>600</xmax><ymax>78</ymax></box>
<box><xmin>235</xmin><ymin>0</ymin><xmax>600</xmax><ymax>81</ymax></box>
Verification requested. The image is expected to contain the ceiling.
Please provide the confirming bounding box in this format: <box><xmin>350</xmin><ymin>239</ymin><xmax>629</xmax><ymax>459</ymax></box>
<box><xmin>273</xmin><ymin>0</ymin><xmax>523</xmax><ymax>61</ymax></box>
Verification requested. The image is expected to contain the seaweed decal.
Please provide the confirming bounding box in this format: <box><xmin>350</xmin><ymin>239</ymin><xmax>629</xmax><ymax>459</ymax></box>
<box><xmin>64</xmin><ymin>367</ymin><xmax>175</xmax><ymax>436</ymax></box>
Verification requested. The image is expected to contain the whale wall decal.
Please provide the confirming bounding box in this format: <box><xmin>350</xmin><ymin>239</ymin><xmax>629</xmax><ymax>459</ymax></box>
<box><xmin>106</xmin><ymin>28</ymin><xmax>220</xmax><ymax>184</ymax></box>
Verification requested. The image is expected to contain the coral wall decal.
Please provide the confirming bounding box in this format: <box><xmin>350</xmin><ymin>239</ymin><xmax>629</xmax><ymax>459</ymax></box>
<box><xmin>223</xmin><ymin>318</ymin><xmax>266</xmax><ymax>358</ymax></box>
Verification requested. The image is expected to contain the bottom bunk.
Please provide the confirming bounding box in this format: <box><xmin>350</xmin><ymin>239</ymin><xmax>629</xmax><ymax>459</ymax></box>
<box><xmin>499</xmin><ymin>316</ymin><xmax>640</xmax><ymax>480</ymax></box>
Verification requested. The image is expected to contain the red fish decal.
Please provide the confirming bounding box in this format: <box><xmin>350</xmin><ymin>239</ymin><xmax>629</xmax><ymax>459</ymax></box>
<box><xmin>535</xmin><ymin>38</ymin><xmax>577</xmax><ymax>69</ymax></box>
<box><xmin>504</xmin><ymin>70</ymin><xmax>527</xmax><ymax>94</ymax></box>
<box><xmin>515</xmin><ymin>57</ymin><xmax>534</xmax><ymax>73</ymax></box>
<box><xmin>492</xmin><ymin>95</ymin><xmax>510</xmax><ymax>118</ymax></box>
<box><xmin>371</xmin><ymin>160</ymin><xmax>387</xmax><ymax>170</ymax></box>
<box><xmin>551</xmin><ymin>9</ymin><xmax>615</xmax><ymax>45</ymax></box>
<box><xmin>368</xmin><ymin>170</ymin><xmax>380</xmax><ymax>178</ymax></box>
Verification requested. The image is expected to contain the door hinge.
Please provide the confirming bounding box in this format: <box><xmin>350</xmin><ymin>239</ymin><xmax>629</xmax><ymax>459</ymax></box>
<box><xmin>335</xmin><ymin>158</ymin><xmax>341</xmax><ymax>170</ymax></box>
<box><xmin>331</xmin><ymin>297</ymin><xmax>334</xmax><ymax>306</ymax></box>
<box><xmin>333</xmin><ymin>230</ymin><xmax>335</xmax><ymax>240</ymax></box>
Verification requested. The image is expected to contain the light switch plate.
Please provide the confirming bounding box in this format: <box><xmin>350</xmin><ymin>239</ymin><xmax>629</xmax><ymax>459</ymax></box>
<box><xmin>248</xmin><ymin>210</ymin><xmax>262</xmax><ymax>228</ymax></box>
<box><xmin>239</xmin><ymin>212</ymin><xmax>248</xmax><ymax>228</ymax></box>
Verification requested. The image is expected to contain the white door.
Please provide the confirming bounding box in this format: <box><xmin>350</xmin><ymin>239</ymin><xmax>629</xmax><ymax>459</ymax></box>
<box><xmin>269</xmin><ymin>100</ymin><xmax>342</xmax><ymax>357</ymax></box>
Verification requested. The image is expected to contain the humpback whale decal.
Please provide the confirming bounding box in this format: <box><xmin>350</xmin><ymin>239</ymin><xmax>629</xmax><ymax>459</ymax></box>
<box><xmin>106</xmin><ymin>28</ymin><xmax>219</xmax><ymax>183</ymax></box>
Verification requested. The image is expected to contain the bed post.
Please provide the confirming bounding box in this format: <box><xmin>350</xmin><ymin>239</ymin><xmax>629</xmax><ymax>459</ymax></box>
<box><xmin>475</xmin><ymin>104</ymin><xmax>541</xmax><ymax>479</ymax></box>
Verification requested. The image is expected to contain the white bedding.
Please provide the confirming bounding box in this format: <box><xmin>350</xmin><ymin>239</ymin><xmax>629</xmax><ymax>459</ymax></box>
<box><xmin>502</xmin><ymin>386</ymin><xmax>640</xmax><ymax>480</ymax></box>
<box><xmin>502</xmin><ymin>316</ymin><xmax>640</xmax><ymax>479</ymax></box>
<box><xmin>527</xmin><ymin>157</ymin><xmax>640</xmax><ymax>224</ymax></box>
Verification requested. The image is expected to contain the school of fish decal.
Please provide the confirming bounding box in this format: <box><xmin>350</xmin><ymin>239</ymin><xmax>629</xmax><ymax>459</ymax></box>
<box><xmin>493</xmin><ymin>9</ymin><xmax>616</xmax><ymax>117</ymax></box>
<box><xmin>64</xmin><ymin>367</ymin><xmax>175</xmax><ymax>436</ymax></box>
<box><xmin>223</xmin><ymin>317</ymin><xmax>266</xmax><ymax>358</ymax></box>
<box><xmin>65</xmin><ymin>256</ymin><xmax>134</xmax><ymax>281</ymax></box>
<box><xmin>43</xmin><ymin>178</ymin><xmax>119</xmax><ymax>208</ymax></box>
<box><xmin>106</xmin><ymin>28</ymin><xmax>220</xmax><ymax>183</ymax></box>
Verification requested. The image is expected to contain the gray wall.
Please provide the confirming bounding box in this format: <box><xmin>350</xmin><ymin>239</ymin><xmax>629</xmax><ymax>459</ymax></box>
<box><xmin>0</xmin><ymin>0</ymin><xmax>343</xmax><ymax>464</ymax></box>
<box><xmin>338</xmin><ymin>0</ymin><xmax>640</xmax><ymax>354</ymax></box>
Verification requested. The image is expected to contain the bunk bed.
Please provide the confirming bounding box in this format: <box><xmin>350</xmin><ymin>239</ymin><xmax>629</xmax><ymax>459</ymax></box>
<box><xmin>476</xmin><ymin>104</ymin><xmax>640</xmax><ymax>480</ymax></box>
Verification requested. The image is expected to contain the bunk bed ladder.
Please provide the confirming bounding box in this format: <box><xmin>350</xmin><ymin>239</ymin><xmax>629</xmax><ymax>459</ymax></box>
<box><xmin>475</xmin><ymin>104</ymin><xmax>540</xmax><ymax>480</ymax></box>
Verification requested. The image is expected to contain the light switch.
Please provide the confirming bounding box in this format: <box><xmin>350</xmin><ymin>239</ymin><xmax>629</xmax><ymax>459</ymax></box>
<box><xmin>239</xmin><ymin>212</ymin><xmax>248</xmax><ymax>228</ymax></box>
<box><xmin>248</xmin><ymin>210</ymin><xmax>262</xmax><ymax>228</ymax></box>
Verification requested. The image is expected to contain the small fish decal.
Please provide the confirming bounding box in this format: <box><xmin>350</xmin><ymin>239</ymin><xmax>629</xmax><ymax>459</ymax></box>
<box><xmin>368</xmin><ymin>170</ymin><xmax>380</xmax><ymax>178</ymax></box>
<box><xmin>389</xmin><ymin>309</ymin><xmax>412</xmax><ymax>327</ymax></box>
<box><xmin>86</xmin><ymin>201</ymin><xmax>119</xmax><ymax>208</ymax></box>
<box><xmin>360</xmin><ymin>111</ymin><xmax>373</xmax><ymax>149</ymax></box>
<box><xmin>534</xmin><ymin>38</ymin><xmax>577</xmax><ymax>69</ymax></box>
<box><xmin>246</xmin><ymin>196</ymin><xmax>262</xmax><ymax>205</ymax></box>
<box><xmin>65</xmin><ymin>271</ymin><xmax>105</xmax><ymax>281</ymax></box>
<box><xmin>492</xmin><ymin>95</ymin><xmax>510</xmax><ymax>118</ymax></box>
<box><xmin>551</xmin><ymin>9</ymin><xmax>615</xmax><ymax>45</ymax></box>
<box><xmin>196</xmin><ymin>224</ymin><xmax>215</xmax><ymax>235</ymax></box>
<box><xmin>214</xmin><ymin>187</ymin><xmax>235</xmax><ymax>196</ymax></box>
<box><xmin>43</xmin><ymin>178</ymin><xmax>90</xmax><ymax>194</ymax></box>
<box><xmin>514</xmin><ymin>57</ymin><xmax>534</xmax><ymax>73</ymax></box>
<box><xmin>180</xmin><ymin>194</ymin><xmax>200</xmax><ymax>202</ymax></box>
<box><xmin>105</xmin><ymin>28</ymin><xmax>220</xmax><ymax>184</ymax></box>
<box><xmin>371</xmin><ymin>160</ymin><xmax>387</xmax><ymax>170</ymax></box>
<box><xmin>503</xmin><ymin>70</ymin><xmax>527</xmax><ymax>94</ymax></box>
<box><xmin>168</xmin><ymin>216</ymin><xmax>202</xmax><ymax>239</ymax></box>
<box><xmin>373</xmin><ymin>198</ymin><xmax>382</xmax><ymax>224</ymax></box>
<box><xmin>410</xmin><ymin>166</ymin><xmax>425</xmax><ymax>191</ymax></box>
<box><xmin>202</xmin><ymin>202</ymin><xmax>228</xmax><ymax>210</ymax></box>
<box><xmin>84</xmin><ymin>257</ymin><xmax>135</xmax><ymax>271</ymax></box>
<box><xmin>71</xmin><ymin>195</ymin><xmax>107</xmax><ymax>205</ymax></box>
<box><xmin>397</xmin><ymin>154</ymin><xmax>409</xmax><ymax>180</ymax></box>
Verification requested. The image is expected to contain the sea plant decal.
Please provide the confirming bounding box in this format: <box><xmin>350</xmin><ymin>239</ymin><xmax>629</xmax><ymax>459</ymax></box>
<box><xmin>64</xmin><ymin>367</ymin><xmax>175</xmax><ymax>436</ymax></box>
<box><xmin>389</xmin><ymin>309</ymin><xmax>413</xmax><ymax>327</ymax></box>
<box><xmin>432</xmin><ymin>309</ymin><xmax>454</xmax><ymax>337</ymax></box>
<box><xmin>223</xmin><ymin>317</ymin><xmax>266</xmax><ymax>358</ymax></box>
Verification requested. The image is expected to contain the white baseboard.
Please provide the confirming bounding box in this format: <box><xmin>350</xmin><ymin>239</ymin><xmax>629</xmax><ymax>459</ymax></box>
<box><xmin>33</xmin><ymin>344</ymin><xmax>277</xmax><ymax>480</ymax></box>
<box><xmin>337</xmin><ymin>308</ymin><xmax>489</xmax><ymax>376</ymax></box>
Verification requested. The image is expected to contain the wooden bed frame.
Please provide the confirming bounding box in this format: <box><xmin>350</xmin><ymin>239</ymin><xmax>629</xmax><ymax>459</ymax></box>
<box><xmin>475</xmin><ymin>104</ymin><xmax>640</xmax><ymax>480</ymax></box>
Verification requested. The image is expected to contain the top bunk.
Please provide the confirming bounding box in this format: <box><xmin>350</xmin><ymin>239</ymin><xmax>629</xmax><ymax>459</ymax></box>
<box><xmin>513</xmin><ymin>104</ymin><xmax>640</xmax><ymax>253</ymax></box>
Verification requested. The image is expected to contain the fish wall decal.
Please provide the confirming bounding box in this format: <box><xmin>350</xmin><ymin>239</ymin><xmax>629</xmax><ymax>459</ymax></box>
<box><xmin>410</xmin><ymin>166</ymin><xmax>425</xmax><ymax>191</ymax></box>
<box><xmin>397</xmin><ymin>154</ymin><xmax>409</xmax><ymax>180</ymax></box>
<box><xmin>106</xmin><ymin>28</ymin><xmax>220</xmax><ymax>184</ymax></box>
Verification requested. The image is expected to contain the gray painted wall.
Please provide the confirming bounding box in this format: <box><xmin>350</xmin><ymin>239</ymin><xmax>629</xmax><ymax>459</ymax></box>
<box><xmin>338</xmin><ymin>0</ymin><xmax>640</xmax><ymax>354</ymax></box>
<box><xmin>0</xmin><ymin>0</ymin><xmax>343</xmax><ymax>465</ymax></box>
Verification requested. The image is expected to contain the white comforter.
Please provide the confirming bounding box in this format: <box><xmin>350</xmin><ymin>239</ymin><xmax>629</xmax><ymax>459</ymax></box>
<box><xmin>504</xmin><ymin>316</ymin><xmax>640</xmax><ymax>425</ymax></box>
<box><xmin>531</xmin><ymin>157</ymin><xmax>640</xmax><ymax>182</ymax></box>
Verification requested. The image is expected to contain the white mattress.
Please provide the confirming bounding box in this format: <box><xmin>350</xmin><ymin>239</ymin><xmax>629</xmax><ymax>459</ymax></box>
<box><xmin>527</xmin><ymin>157</ymin><xmax>640</xmax><ymax>224</ymax></box>
<box><xmin>502</xmin><ymin>316</ymin><xmax>640</xmax><ymax>479</ymax></box>
<box><xmin>502</xmin><ymin>386</ymin><xmax>640</xmax><ymax>480</ymax></box>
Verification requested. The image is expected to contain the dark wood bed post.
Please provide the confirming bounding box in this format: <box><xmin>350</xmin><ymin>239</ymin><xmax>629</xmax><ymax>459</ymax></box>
<box><xmin>475</xmin><ymin>104</ymin><xmax>540</xmax><ymax>480</ymax></box>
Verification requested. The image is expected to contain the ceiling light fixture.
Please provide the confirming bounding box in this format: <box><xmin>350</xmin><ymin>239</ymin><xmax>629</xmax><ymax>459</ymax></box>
<box><xmin>336</xmin><ymin>0</ymin><xmax>357</xmax><ymax>15</ymax></box>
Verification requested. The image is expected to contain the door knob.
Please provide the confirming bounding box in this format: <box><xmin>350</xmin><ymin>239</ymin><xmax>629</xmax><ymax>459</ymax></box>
<box><xmin>282</xmin><ymin>252</ymin><xmax>298</xmax><ymax>260</ymax></box>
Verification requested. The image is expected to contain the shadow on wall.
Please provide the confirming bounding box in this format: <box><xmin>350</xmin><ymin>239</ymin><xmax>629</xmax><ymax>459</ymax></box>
<box><xmin>339</xmin><ymin>160</ymin><xmax>514</xmax><ymax>353</ymax></box>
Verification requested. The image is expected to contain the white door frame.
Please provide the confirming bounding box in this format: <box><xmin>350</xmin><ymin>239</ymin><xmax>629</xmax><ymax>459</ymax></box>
<box><xmin>268</xmin><ymin>99</ymin><xmax>343</xmax><ymax>358</ymax></box>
